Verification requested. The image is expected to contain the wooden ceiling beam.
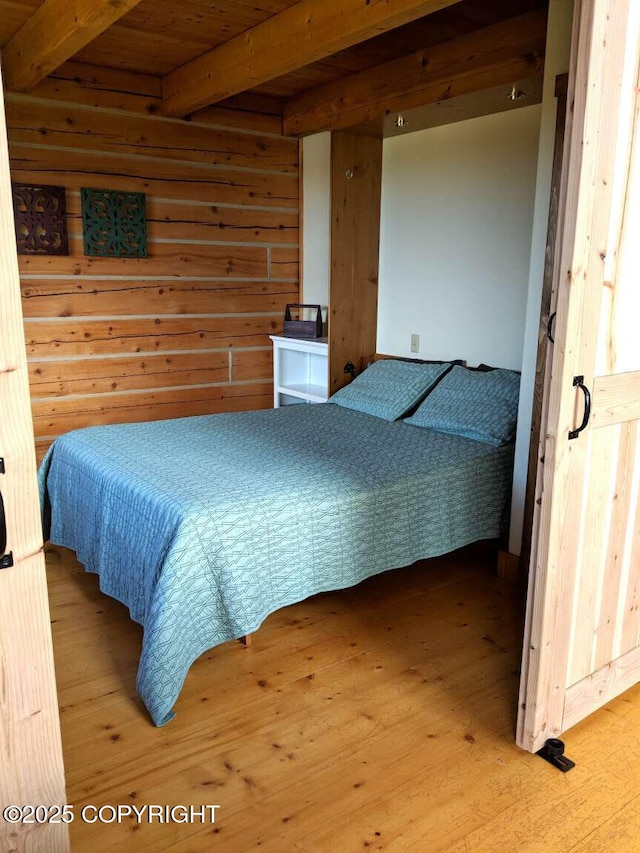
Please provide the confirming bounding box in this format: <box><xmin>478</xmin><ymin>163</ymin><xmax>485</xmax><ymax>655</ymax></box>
<box><xmin>283</xmin><ymin>7</ymin><xmax>548</xmax><ymax>137</ymax></box>
<box><xmin>161</xmin><ymin>0</ymin><xmax>463</xmax><ymax>118</ymax></box>
<box><xmin>1</xmin><ymin>0</ymin><xmax>144</xmax><ymax>92</ymax></box>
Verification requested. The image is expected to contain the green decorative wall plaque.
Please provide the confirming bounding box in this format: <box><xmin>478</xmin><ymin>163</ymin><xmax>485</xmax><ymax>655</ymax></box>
<box><xmin>81</xmin><ymin>188</ymin><xmax>147</xmax><ymax>257</ymax></box>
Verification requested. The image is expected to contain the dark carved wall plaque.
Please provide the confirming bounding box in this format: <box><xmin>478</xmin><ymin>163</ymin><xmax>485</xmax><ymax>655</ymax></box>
<box><xmin>81</xmin><ymin>188</ymin><xmax>148</xmax><ymax>257</ymax></box>
<box><xmin>12</xmin><ymin>183</ymin><xmax>69</xmax><ymax>255</ymax></box>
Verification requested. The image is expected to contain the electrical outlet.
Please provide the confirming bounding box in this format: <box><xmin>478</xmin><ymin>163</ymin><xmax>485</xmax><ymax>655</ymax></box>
<box><xmin>410</xmin><ymin>334</ymin><xmax>420</xmax><ymax>354</ymax></box>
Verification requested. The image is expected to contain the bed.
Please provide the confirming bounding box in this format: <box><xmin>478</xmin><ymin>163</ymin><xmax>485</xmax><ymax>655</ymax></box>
<box><xmin>39</xmin><ymin>361</ymin><xmax>518</xmax><ymax>725</ymax></box>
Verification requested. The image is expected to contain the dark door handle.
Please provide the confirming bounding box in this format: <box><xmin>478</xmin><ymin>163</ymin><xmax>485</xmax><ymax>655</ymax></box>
<box><xmin>546</xmin><ymin>311</ymin><xmax>557</xmax><ymax>343</ymax></box>
<box><xmin>568</xmin><ymin>375</ymin><xmax>591</xmax><ymax>440</ymax></box>
<box><xmin>0</xmin><ymin>458</ymin><xmax>14</xmax><ymax>570</ymax></box>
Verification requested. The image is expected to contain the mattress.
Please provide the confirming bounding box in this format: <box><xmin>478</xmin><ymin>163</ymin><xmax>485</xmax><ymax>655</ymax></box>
<box><xmin>39</xmin><ymin>402</ymin><xmax>514</xmax><ymax>725</ymax></box>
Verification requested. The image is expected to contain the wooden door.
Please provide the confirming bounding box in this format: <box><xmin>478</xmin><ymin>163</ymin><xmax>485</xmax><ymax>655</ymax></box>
<box><xmin>518</xmin><ymin>0</ymin><xmax>640</xmax><ymax>753</ymax></box>
<box><xmin>0</xmin><ymin>71</ymin><xmax>69</xmax><ymax>848</ymax></box>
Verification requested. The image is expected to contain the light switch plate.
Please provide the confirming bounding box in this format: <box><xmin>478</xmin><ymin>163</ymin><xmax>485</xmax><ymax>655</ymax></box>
<box><xmin>410</xmin><ymin>334</ymin><xmax>420</xmax><ymax>354</ymax></box>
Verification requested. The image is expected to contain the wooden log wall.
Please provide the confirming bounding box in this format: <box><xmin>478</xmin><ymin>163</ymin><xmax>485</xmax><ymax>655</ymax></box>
<box><xmin>4</xmin><ymin>62</ymin><xmax>300</xmax><ymax>462</ymax></box>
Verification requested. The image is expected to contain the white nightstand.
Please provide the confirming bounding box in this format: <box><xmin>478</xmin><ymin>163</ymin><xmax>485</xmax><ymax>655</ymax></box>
<box><xmin>270</xmin><ymin>335</ymin><xmax>329</xmax><ymax>407</ymax></box>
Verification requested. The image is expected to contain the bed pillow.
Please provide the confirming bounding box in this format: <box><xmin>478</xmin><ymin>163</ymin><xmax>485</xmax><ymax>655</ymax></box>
<box><xmin>403</xmin><ymin>364</ymin><xmax>521</xmax><ymax>445</ymax></box>
<box><xmin>329</xmin><ymin>359</ymin><xmax>452</xmax><ymax>421</ymax></box>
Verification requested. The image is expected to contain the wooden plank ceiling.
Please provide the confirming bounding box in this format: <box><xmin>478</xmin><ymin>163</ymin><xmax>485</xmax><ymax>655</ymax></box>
<box><xmin>0</xmin><ymin>0</ymin><xmax>548</xmax><ymax>133</ymax></box>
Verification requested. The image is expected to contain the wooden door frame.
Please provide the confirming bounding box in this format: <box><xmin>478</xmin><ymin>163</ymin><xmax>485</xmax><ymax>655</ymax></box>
<box><xmin>519</xmin><ymin>72</ymin><xmax>569</xmax><ymax>582</ymax></box>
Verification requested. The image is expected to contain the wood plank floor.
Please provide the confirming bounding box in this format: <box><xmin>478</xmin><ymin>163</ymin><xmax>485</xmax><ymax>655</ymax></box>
<box><xmin>47</xmin><ymin>543</ymin><xmax>640</xmax><ymax>852</ymax></box>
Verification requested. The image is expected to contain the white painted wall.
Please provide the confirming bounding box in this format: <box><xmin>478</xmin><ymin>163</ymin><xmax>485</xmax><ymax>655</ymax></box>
<box><xmin>301</xmin><ymin>132</ymin><xmax>331</xmax><ymax>320</ymax></box>
<box><xmin>509</xmin><ymin>0</ymin><xmax>575</xmax><ymax>555</ymax></box>
<box><xmin>376</xmin><ymin>106</ymin><xmax>542</xmax><ymax>369</ymax></box>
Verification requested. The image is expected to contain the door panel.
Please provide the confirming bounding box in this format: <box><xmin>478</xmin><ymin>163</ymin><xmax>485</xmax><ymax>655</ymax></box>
<box><xmin>0</xmin><ymin>67</ymin><xmax>69</xmax><ymax>848</ymax></box>
<box><xmin>595</xmin><ymin>420</ymin><xmax>638</xmax><ymax>667</ymax></box>
<box><xmin>518</xmin><ymin>0</ymin><xmax>640</xmax><ymax>752</ymax></box>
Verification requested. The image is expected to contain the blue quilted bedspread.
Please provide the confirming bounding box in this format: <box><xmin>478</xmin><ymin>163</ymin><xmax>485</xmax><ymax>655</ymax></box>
<box><xmin>39</xmin><ymin>403</ymin><xmax>513</xmax><ymax>725</ymax></box>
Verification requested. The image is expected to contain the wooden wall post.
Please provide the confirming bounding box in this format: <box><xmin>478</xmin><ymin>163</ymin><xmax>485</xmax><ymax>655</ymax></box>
<box><xmin>328</xmin><ymin>131</ymin><xmax>383</xmax><ymax>394</ymax></box>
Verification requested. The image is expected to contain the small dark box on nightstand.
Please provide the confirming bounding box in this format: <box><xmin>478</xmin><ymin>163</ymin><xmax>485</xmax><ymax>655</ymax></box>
<box><xmin>283</xmin><ymin>304</ymin><xmax>323</xmax><ymax>339</ymax></box>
